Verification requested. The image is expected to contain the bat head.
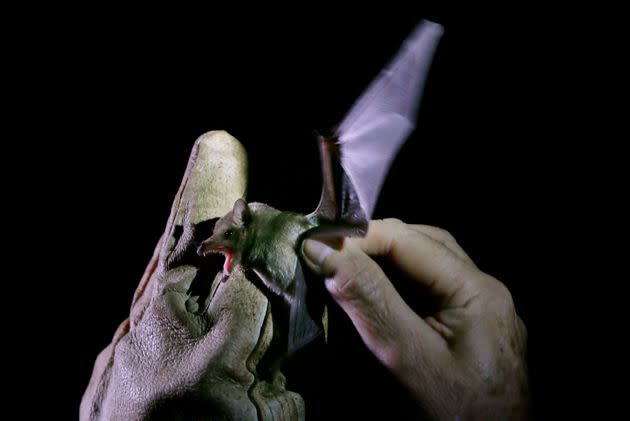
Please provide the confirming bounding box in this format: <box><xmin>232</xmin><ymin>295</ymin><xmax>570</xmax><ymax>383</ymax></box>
<box><xmin>197</xmin><ymin>198</ymin><xmax>252</xmax><ymax>272</ymax></box>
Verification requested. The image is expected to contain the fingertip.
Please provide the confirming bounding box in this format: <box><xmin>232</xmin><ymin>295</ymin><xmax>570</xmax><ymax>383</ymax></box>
<box><xmin>302</xmin><ymin>239</ymin><xmax>335</xmax><ymax>274</ymax></box>
<box><xmin>175</xmin><ymin>131</ymin><xmax>248</xmax><ymax>226</ymax></box>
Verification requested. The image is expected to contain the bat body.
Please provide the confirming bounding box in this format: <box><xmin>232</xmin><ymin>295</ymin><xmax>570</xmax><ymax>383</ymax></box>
<box><xmin>198</xmin><ymin>200</ymin><xmax>313</xmax><ymax>294</ymax></box>
<box><xmin>198</xmin><ymin>200</ymin><xmax>321</xmax><ymax>352</ymax></box>
<box><xmin>198</xmin><ymin>20</ymin><xmax>444</xmax><ymax>354</ymax></box>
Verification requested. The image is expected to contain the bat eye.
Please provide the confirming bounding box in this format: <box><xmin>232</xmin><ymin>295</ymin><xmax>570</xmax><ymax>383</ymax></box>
<box><xmin>224</xmin><ymin>230</ymin><xmax>233</xmax><ymax>239</ymax></box>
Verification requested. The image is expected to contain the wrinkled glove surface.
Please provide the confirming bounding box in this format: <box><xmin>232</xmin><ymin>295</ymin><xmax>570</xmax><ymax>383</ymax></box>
<box><xmin>81</xmin><ymin>131</ymin><xmax>304</xmax><ymax>421</ymax></box>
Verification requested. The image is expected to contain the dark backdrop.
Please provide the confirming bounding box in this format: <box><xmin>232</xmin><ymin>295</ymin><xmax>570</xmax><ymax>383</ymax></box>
<box><xmin>29</xmin><ymin>5</ymin><xmax>572</xmax><ymax>419</ymax></box>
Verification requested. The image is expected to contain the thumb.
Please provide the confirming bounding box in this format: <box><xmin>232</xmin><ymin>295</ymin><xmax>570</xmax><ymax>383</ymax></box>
<box><xmin>302</xmin><ymin>238</ymin><xmax>391</xmax><ymax>306</ymax></box>
<box><xmin>302</xmin><ymin>239</ymin><xmax>443</xmax><ymax>367</ymax></box>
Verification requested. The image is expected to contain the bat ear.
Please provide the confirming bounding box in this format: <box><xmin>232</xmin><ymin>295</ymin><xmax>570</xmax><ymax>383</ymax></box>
<box><xmin>232</xmin><ymin>198</ymin><xmax>251</xmax><ymax>227</ymax></box>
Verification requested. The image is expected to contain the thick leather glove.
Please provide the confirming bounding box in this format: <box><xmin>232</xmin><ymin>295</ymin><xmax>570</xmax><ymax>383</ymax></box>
<box><xmin>81</xmin><ymin>131</ymin><xmax>304</xmax><ymax>421</ymax></box>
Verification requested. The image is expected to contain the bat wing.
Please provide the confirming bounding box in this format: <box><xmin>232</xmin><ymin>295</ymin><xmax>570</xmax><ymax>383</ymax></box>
<box><xmin>287</xmin><ymin>260</ymin><xmax>321</xmax><ymax>354</ymax></box>
<box><xmin>337</xmin><ymin>19</ymin><xmax>444</xmax><ymax>220</ymax></box>
<box><xmin>251</xmin><ymin>262</ymin><xmax>320</xmax><ymax>355</ymax></box>
<box><xmin>306</xmin><ymin>135</ymin><xmax>369</xmax><ymax>239</ymax></box>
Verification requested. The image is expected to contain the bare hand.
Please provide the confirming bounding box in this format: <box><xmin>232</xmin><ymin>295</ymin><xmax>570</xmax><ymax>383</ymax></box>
<box><xmin>302</xmin><ymin>219</ymin><xmax>529</xmax><ymax>420</ymax></box>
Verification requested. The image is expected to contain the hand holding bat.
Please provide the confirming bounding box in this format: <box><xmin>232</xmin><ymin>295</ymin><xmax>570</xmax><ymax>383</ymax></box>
<box><xmin>302</xmin><ymin>219</ymin><xmax>530</xmax><ymax>420</ymax></box>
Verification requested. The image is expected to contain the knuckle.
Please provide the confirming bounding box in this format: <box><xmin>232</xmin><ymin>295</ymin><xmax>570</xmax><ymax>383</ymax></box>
<box><xmin>486</xmin><ymin>279</ymin><xmax>515</xmax><ymax>315</ymax></box>
<box><xmin>419</xmin><ymin>224</ymin><xmax>457</xmax><ymax>245</ymax></box>
<box><xmin>377</xmin><ymin>344</ymin><xmax>402</xmax><ymax>371</ymax></box>
<box><xmin>436</xmin><ymin>227</ymin><xmax>456</xmax><ymax>243</ymax></box>
<box><xmin>380</xmin><ymin>218</ymin><xmax>405</xmax><ymax>229</ymax></box>
<box><xmin>516</xmin><ymin>315</ymin><xmax>528</xmax><ymax>343</ymax></box>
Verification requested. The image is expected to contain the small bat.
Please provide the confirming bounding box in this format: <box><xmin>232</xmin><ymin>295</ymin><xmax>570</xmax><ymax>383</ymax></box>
<box><xmin>198</xmin><ymin>20</ymin><xmax>444</xmax><ymax>354</ymax></box>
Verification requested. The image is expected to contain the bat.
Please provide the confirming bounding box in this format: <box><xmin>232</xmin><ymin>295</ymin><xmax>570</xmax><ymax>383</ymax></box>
<box><xmin>197</xmin><ymin>20</ymin><xmax>444</xmax><ymax>354</ymax></box>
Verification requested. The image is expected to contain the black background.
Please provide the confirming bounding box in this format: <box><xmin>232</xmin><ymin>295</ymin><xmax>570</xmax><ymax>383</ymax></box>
<box><xmin>20</xmin><ymin>5</ymin><xmax>582</xmax><ymax>420</ymax></box>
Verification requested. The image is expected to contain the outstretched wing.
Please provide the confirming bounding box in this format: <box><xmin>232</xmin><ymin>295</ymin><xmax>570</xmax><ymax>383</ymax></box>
<box><xmin>337</xmin><ymin>19</ymin><xmax>444</xmax><ymax>219</ymax></box>
<box><xmin>309</xmin><ymin>20</ymin><xmax>443</xmax><ymax>231</ymax></box>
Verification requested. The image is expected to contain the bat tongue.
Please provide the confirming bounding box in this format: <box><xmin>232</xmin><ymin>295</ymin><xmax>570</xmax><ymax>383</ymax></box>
<box><xmin>223</xmin><ymin>252</ymin><xmax>233</xmax><ymax>275</ymax></box>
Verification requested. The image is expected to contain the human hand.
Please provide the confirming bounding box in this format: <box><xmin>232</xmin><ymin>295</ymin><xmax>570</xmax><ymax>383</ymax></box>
<box><xmin>81</xmin><ymin>131</ymin><xmax>304</xmax><ymax>421</ymax></box>
<box><xmin>302</xmin><ymin>219</ymin><xmax>529</xmax><ymax>420</ymax></box>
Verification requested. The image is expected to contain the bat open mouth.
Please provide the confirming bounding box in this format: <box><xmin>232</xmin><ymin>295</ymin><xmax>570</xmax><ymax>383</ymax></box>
<box><xmin>197</xmin><ymin>245</ymin><xmax>233</xmax><ymax>276</ymax></box>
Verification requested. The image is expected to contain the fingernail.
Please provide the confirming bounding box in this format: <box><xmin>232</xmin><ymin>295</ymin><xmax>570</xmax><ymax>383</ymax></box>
<box><xmin>302</xmin><ymin>239</ymin><xmax>333</xmax><ymax>266</ymax></box>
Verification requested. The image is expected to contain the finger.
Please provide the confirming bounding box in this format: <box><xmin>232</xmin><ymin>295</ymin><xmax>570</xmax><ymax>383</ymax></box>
<box><xmin>159</xmin><ymin>131</ymin><xmax>248</xmax><ymax>267</ymax></box>
<box><xmin>127</xmin><ymin>130</ymin><xmax>248</xmax><ymax>329</ymax></box>
<box><xmin>407</xmin><ymin>224</ymin><xmax>474</xmax><ymax>264</ymax></box>
<box><xmin>352</xmin><ymin>219</ymin><xmax>482</xmax><ymax>307</ymax></box>
<box><xmin>145</xmin><ymin>131</ymin><xmax>248</xmax><ymax>299</ymax></box>
<box><xmin>302</xmin><ymin>239</ymin><xmax>447</xmax><ymax>367</ymax></box>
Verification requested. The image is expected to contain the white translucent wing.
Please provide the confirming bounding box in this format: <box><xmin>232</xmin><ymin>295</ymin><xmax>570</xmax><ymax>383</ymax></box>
<box><xmin>336</xmin><ymin>20</ymin><xmax>444</xmax><ymax>218</ymax></box>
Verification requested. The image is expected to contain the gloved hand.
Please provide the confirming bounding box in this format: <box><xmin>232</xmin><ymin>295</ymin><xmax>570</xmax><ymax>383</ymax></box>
<box><xmin>81</xmin><ymin>131</ymin><xmax>304</xmax><ymax>421</ymax></box>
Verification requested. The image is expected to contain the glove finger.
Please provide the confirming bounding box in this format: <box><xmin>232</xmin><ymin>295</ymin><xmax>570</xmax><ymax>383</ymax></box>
<box><xmin>132</xmin><ymin>130</ymin><xmax>248</xmax><ymax>327</ymax></box>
